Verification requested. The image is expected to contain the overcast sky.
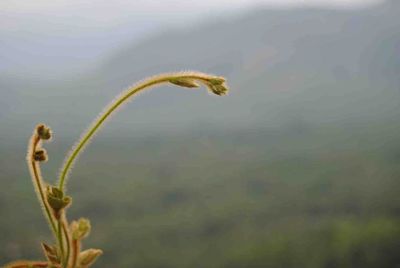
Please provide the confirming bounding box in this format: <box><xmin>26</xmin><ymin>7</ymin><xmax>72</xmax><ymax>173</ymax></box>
<box><xmin>0</xmin><ymin>0</ymin><xmax>385</xmax><ymax>76</ymax></box>
<box><xmin>1</xmin><ymin>0</ymin><xmax>383</xmax><ymax>19</ymax></box>
<box><xmin>0</xmin><ymin>0</ymin><xmax>383</xmax><ymax>11</ymax></box>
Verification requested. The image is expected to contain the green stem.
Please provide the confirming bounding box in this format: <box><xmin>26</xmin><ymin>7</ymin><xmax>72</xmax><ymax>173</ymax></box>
<box><xmin>57</xmin><ymin>220</ymin><xmax>65</xmax><ymax>266</ymax></box>
<box><xmin>70</xmin><ymin>239</ymin><xmax>80</xmax><ymax>268</ymax></box>
<box><xmin>58</xmin><ymin>72</ymin><xmax>217</xmax><ymax>191</ymax></box>
<box><xmin>61</xmin><ymin>215</ymin><xmax>71</xmax><ymax>268</ymax></box>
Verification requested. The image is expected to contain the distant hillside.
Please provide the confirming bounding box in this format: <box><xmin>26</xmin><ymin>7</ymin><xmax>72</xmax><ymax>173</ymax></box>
<box><xmin>1</xmin><ymin>0</ymin><xmax>399</xmax><ymax>141</ymax></box>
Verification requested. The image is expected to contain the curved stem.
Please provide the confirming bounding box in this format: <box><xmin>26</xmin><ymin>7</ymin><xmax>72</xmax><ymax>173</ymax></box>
<box><xmin>5</xmin><ymin>261</ymin><xmax>49</xmax><ymax>268</ymax></box>
<box><xmin>28</xmin><ymin>135</ymin><xmax>57</xmax><ymax>236</ymax></box>
<box><xmin>57</xmin><ymin>220</ymin><xmax>65</xmax><ymax>265</ymax></box>
<box><xmin>58</xmin><ymin>72</ymin><xmax>218</xmax><ymax>191</ymax></box>
<box><xmin>69</xmin><ymin>238</ymin><xmax>80</xmax><ymax>268</ymax></box>
<box><xmin>61</xmin><ymin>215</ymin><xmax>71</xmax><ymax>268</ymax></box>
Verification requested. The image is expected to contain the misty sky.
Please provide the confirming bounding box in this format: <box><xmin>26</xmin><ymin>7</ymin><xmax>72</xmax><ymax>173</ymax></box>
<box><xmin>0</xmin><ymin>0</ymin><xmax>384</xmax><ymax>76</ymax></box>
<box><xmin>0</xmin><ymin>0</ymin><xmax>382</xmax><ymax>12</ymax></box>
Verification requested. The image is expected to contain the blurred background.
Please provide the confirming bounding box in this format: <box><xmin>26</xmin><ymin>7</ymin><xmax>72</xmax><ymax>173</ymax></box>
<box><xmin>1</xmin><ymin>0</ymin><xmax>400</xmax><ymax>267</ymax></box>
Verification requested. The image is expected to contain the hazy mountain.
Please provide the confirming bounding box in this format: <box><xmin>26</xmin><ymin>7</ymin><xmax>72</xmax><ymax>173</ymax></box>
<box><xmin>1</xmin><ymin>0</ymin><xmax>399</xmax><ymax>142</ymax></box>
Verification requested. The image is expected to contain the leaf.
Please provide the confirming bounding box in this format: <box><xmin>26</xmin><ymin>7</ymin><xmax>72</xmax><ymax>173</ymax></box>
<box><xmin>78</xmin><ymin>249</ymin><xmax>103</xmax><ymax>267</ymax></box>
<box><xmin>41</xmin><ymin>243</ymin><xmax>60</xmax><ymax>265</ymax></box>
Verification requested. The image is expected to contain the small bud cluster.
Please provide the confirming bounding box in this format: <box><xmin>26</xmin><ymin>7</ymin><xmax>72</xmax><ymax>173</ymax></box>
<box><xmin>70</xmin><ymin>218</ymin><xmax>91</xmax><ymax>240</ymax></box>
<box><xmin>46</xmin><ymin>186</ymin><xmax>72</xmax><ymax>218</ymax></box>
<box><xmin>32</xmin><ymin>124</ymin><xmax>53</xmax><ymax>163</ymax></box>
<box><xmin>36</xmin><ymin>124</ymin><xmax>52</xmax><ymax>140</ymax></box>
<box><xmin>34</xmin><ymin>149</ymin><xmax>48</xmax><ymax>162</ymax></box>
<box><xmin>205</xmin><ymin>76</ymin><xmax>228</xmax><ymax>96</ymax></box>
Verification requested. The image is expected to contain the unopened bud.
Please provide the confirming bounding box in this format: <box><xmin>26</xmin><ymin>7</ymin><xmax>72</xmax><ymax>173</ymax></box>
<box><xmin>46</xmin><ymin>186</ymin><xmax>71</xmax><ymax>217</ymax></box>
<box><xmin>169</xmin><ymin>78</ymin><xmax>199</xmax><ymax>88</ymax></box>
<box><xmin>36</xmin><ymin>124</ymin><xmax>52</xmax><ymax>140</ymax></box>
<box><xmin>208</xmin><ymin>76</ymin><xmax>226</xmax><ymax>86</ymax></box>
<box><xmin>34</xmin><ymin>149</ymin><xmax>48</xmax><ymax>162</ymax></box>
<box><xmin>71</xmin><ymin>218</ymin><xmax>91</xmax><ymax>240</ymax></box>
<box><xmin>207</xmin><ymin>84</ymin><xmax>229</xmax><ymax>96</ymax></box>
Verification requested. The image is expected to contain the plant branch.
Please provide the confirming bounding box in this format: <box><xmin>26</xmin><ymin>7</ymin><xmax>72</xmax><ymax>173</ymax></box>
<box><xmin>69</xmin><ymin>238</ymin><xmax>80</xmax><ymax>268</ymax></box>
<box><xmin>27</xmin><ymin>134</ymin><xmax>57</xmax><ymax>236</ymax></box>
<box><xmin>57</xmin><ymin>220</ymin><xmax>65</xmax><ymax>265</ymax></box>
<box><xmin>58</xmin><ymin>71</ymin><xmax>228</xmax><ymax>191</ymax></box>
<box><xmin>4</xmin><ymin>260</ymin><xmax>50</xmax><ymax>268</ymax></box>
<box><xmin>61</xmin><ymin>215</ymin><xmax>71</xmax><ymax>268</ymax></box>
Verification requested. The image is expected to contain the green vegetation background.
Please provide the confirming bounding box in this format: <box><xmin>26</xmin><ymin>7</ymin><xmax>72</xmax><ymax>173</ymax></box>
<box><xmin>2</xmin><ymin>123</ymin><xmax>400</xmax><ymax>267</ymax></box>
<box><xmin>1</xmin><ymin>1</ymin><xmax>400</xmax><ymax>267</ymax></box>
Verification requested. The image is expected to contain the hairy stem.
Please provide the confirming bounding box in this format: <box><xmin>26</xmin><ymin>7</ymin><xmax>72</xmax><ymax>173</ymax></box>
<box><xmin>61</xmin><ymin>215</ymin><xmax>71</xmax><ymax>268</ymax></box>
<box><xmin>5</xmin><ymin>261</ymin><xmax>50</xmax><ymax>268</ymax></box>
<box><xmin>58</xmin><ymin>71</ymin><xmax>224</xmax><ymax>190</ymax></box>
<box><xmin>69</xmin><ymin>239</ymin><xmax>80</xmax><ymax>268</ymax></box>
<box><xmin>57</xmin><ymin>220</ymin><xmax>65</xmax><ymax>265</ymax></box>
<box><xmin>27</xmin><ymin>135</ymin><xmax>57</xmax><ymax>236</ymax></box>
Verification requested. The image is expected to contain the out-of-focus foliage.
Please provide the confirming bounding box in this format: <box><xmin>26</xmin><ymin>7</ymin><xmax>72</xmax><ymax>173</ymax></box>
<box><xmin>1</xmin><ymin>122</ymin><xmax>400</xmax><ymax>267</ymax></box>
<box><xmin>1</xmin><ymin>1</ymin><xmax>400</xmax><ymax>267</ymax></box>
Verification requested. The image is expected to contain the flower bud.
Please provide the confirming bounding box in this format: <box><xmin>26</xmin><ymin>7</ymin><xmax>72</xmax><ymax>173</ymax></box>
<box><xmin>46</xmin><ymin>186</ymin><xmax>71</xmax><ymax>217</ymax></box>
<box><xmin>208</xmin><ymin>76</ymin><xmax>226</xmax><ymax>86</ymax></box>
<box><xmin>36</xmin><ymin>124</ymin><xmax>52</xmax><ymax>140</ymax></box>
<box><xmin>34</xmin><ymin>149</ymin><xmax>48</xmax><ymax>162</ymax></box>
<box><xmin>71</xmin><ymin>218</ymin><xmax>91</xmax><ymax>240</ymax></box>
<box><xmin>169</xmin><ymin>78</ymin><xmax>199</xmax><ymax>88</ymax></box>
<box><xmin>207</xmin><ymin>84</ymin><xmax>228</xmax><ymax>96</ymax></box>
